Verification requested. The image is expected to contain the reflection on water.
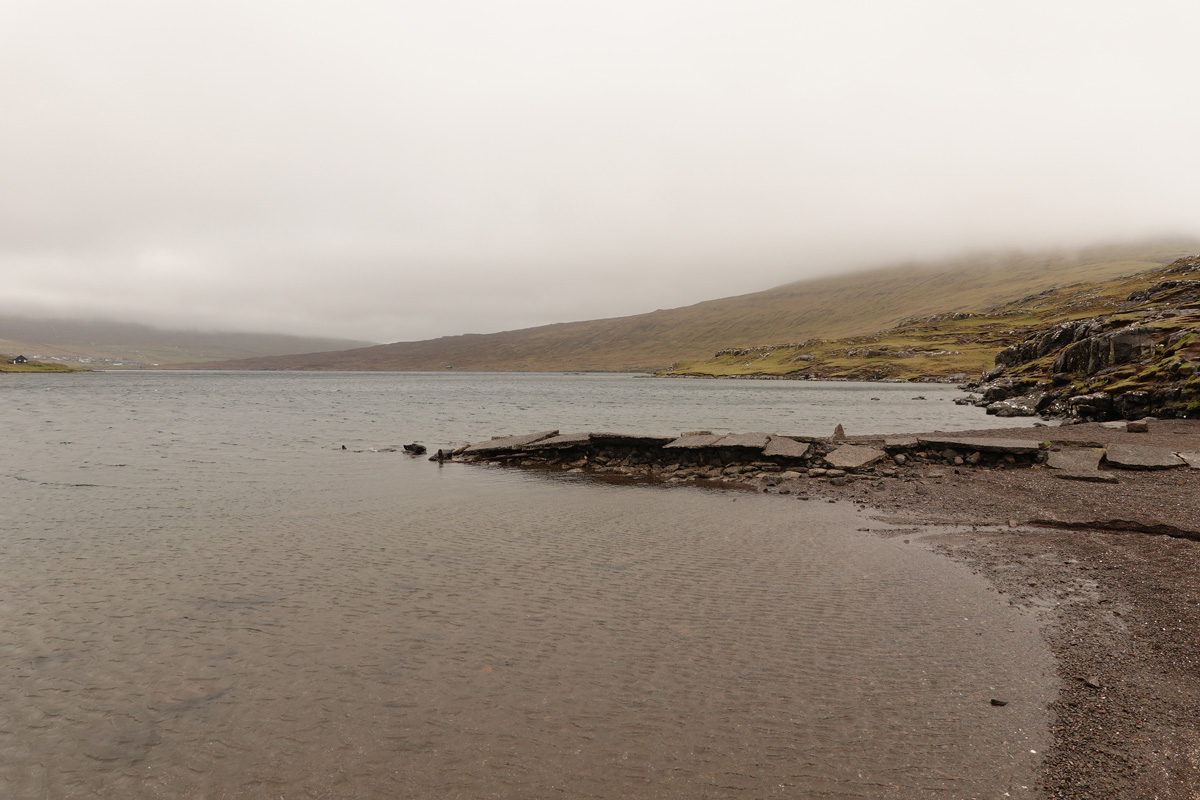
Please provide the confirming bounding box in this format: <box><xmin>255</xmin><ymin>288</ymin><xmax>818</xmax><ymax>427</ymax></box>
<box><xmin>0</xmin><ymin>373</ymin><xmax>1052</xmax><ymax>798</ymax></box>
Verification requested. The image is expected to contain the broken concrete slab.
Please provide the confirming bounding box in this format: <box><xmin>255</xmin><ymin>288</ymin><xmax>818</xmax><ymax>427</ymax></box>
<box><xmin>916</xmin><ymin>436</ymin><xmax>1043</xmax><ymax>455</ymax></box>
<box><xmin>1104</xmin><ymin>444</ymin><xmax>1186</xmax><ymax>470</ymax></box>
<box><xmin>1046</xmin><ymin>448</ymin><xmax>1118</xmax><ymax>483</ymax></box>
<box><xmin>1047</xmin><ymin>448</ymin><xmax>1104</xmax><ymax>471</ymax></box>
<box><xmin>463</xmin><ymin>430</ymin><xmax>559</xmax><ymax>454</ymax></box>
<box><xmin>883</xmin><ymin>435</ymin><xmax>919</xmax><ymax>450</ymax></box>
<box><xmin>589</xmin><ymin>433</ymin><xmax>675</xmax><ymax>446</ymax></box>
<box><xmin>823</xmin><ymin>444</ymin><xmax>886</xmax><ymax>470</ymax></box>
<box><xmin>528</xmin><ymin>432</ymin><xmax>593</xmax><ymax>449</ymax></box>
<box><xmin>664</xmin><ymin>433</ymin><xmax>724</xmax><ymax>449</ymax></box>
<box><xmin>1178</xmin><ymin>451</ymin><xmax>1200</xmax><ymax>469</ymax></box>
<box><xmin>713</xmin><ymin>432</ymin><xmax>772</xmax><ymax>450</ymax></box>
<box><xmin>762</xmin><ymin>436</ymin><xmax>811</xmax><ymax>460</ymax></box>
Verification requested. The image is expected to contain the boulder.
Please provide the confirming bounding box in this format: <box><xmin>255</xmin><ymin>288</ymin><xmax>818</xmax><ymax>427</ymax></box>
<box><xmin>986</xmin><ymin>393</ymin><xmax>1043</xmax><ymax>417</ymax></box>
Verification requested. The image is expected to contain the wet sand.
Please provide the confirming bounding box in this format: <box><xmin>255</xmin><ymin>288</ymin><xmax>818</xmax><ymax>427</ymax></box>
<box><xmin>819</xmin><ymin>419</ymin><xmax>1200</xmax><ymax>799</ymax></box>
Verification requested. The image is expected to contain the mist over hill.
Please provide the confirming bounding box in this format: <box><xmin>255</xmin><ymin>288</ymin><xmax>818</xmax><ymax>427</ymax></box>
<box><xmin>162</xmin><ymin>241</ymin><xmax>1199</xmax><ymax>373</ymax></box>
<box><xmin>0</xmin><ymin>316</ymin><xmax>376</xmax><ymax>367</ymax></box>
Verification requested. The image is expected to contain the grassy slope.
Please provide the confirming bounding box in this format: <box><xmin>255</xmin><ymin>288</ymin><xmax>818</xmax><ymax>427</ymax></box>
<box><xmin>664</xmin><ymin>253</ymin><xmax>1200</xmax><ymax>381</ymax></box>
<box><xmin>0</xmin><ymin>356</ymin><xmax>82</xmax><ymax>373</ymax></box>
<box><xmin>168</xmin><ymin>240</ymin><xmax>1197</xmax><ymax>372</ymax></box>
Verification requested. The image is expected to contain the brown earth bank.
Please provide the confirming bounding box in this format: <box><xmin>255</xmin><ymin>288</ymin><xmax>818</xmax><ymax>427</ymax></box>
<box><xmin>450</xmin><ymin>419</ymin><xmax>1200</xmax><ymax>798</ymax></box>
<box><xmin>825</xmin><ymin>421</ymin><xmax>1200</xmax><ymax>799</ymax></box>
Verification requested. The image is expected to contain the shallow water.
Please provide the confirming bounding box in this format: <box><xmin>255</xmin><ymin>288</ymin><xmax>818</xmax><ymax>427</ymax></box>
<box><xmin>0</xmin><ymin>373</ymin><xmax>1052</xmax><ymax>798</ymax></box>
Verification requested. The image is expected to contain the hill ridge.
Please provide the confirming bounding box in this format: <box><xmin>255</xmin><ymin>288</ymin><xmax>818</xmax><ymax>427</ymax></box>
<box><xmin>163</xmin><ymin>239</ymin><xmax>1199</xmax><ymax>372</ymax></box>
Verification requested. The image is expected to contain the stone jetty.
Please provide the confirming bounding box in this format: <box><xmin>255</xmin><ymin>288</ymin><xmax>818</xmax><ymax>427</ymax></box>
<box><xmin>438</xmin><ymin>426</ymin><xmax>1199</xmax><ymax>489</ymax></box>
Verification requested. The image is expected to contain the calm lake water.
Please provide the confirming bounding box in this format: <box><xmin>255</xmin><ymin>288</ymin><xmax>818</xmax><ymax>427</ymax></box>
<box><xmin>1</xmin><ymin>372</ymin><xmax>1051</xmax><ymax>798</ymax></box>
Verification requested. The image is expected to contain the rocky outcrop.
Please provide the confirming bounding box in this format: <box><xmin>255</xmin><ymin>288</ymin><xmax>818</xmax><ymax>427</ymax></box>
<box><xmin>967</xmin><ymin>256</ymin><xmax>1200</xmax><ymax>423</ymax></box>
<box><xmin>1051</xmin><ymin>327</ymin><xmax>1156</xmax><ymax>375</ymax></box>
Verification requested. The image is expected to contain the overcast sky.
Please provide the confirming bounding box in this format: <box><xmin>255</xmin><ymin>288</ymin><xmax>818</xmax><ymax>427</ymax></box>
<box><xmin>2</xmin><ymin>1</ymin><xmax>1198</xmax><ymax>343</ymax></box>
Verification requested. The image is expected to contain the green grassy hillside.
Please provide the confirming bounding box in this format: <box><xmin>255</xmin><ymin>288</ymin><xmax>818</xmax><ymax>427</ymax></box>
<box><xmin>169</xmin><ymin>240</ymin><xmax>1197</xmax><ymax>372</ymax></box>
<box><xmin>663</xmin><ymin>253</ymin><xmax>1200</xmax><ymax>381</ymax></box>
<box><xmin>1</xmin><ymin>355</ymin><xmax>82</xmax><ymax>373</ymax></box>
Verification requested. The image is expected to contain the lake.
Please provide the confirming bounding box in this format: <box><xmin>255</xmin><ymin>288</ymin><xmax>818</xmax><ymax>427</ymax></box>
<box><xmin>0</xmin><ymin>372</ymin><xmax>1051</xmax><ymax>798</ymax></box>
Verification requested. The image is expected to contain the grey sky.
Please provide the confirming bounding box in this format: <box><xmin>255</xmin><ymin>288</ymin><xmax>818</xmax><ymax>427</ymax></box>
<box><xmin>3</xmin><ymin>1</ymin><xmax>1198</xmax><ymax>343</ymax></box>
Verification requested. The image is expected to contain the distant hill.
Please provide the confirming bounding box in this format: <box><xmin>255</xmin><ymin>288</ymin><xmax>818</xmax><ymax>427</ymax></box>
<box><xmin>0</xmin><ymin>316</ymin><xmax>377</xmax><ymax>367</ymax></box>
<box><xmin>167</xmin><ymin>239</ymin><xmax>1199</xmax><ymax>373</ymax></box>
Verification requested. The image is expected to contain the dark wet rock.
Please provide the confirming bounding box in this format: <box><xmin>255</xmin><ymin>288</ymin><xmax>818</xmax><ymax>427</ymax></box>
<box><xmin>403</xmin><ymin>443</ymin><xmax>427</xmax><ymax>455</ymax></box>
<box><xmin>982</xmin><ymin>364</ymin><xmax>1007</xmax><ymax>381</ymax></box>
<box><xmin>1104</xmin><ymin>444</ymin><xmax>1186</xmax><ymax>470</ymax></box>
<box><xmin>823</xmin><ymin>445</ymin><xmax>885</xmax><ymax>470</ymax></box>
<box><xmin>1053</xmin><ymin>326</ymin><xmax>1157</xmax><ymax>375</ymax></box>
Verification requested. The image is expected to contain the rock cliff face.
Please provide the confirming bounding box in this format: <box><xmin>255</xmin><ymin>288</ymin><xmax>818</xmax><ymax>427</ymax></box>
<box><xmin>966</xmin><ymin>256</ymin><xmax>1200</xmax><ymax>422</ymax></box>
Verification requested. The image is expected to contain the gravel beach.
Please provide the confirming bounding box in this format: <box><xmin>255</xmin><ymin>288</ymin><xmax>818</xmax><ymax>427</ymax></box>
<box><xmin>823</xmin><ymin>419</ymin><xmax>1200</xmax><ymax>798</ymax></box>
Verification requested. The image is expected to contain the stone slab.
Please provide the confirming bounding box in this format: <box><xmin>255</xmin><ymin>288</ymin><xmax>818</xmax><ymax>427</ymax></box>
<box><xmin>1047</xmin><ymin>448</ymin><xmax>1104</xmax><ymax>472</ymax></box>
<box><xmin>589</xmin><ymin>433</ymin><xmax>675</xmax><ymax>446</ymax></box>
<box><xmin>664</xmin><ymin>433</ymin><xmax>724</xmax><ymax>449</ymax></box>
<box><xmin>883</xmin><ymin>436</ymin><xmax>919</xmax><ymax>450</ymax></box>
<box><xmin>713</xmin><ymin>432</ymin><xmax>771</xmax><ymax>450</ymax></box>
<box><xmin>1098</xmin><ymin>420</ymin><xmax>1129</xmax><ymax>430</ymax></box>
<box><xmin>762</xmin><ymin>436</ymin><xmax>811</xmax><ymax>460</ymax></box>
<box><xmin>916</xmin><ymin>436</ymin><xmax>1042</xmax><ymax>455</ymax></box>
<box><xmin>823</xmin><ymin>444</ymin><xmax>886</xmax><ymax>470</ymax></box>
<box><xmin>1105</xmin><ymin>444</ymin><xmax>1186</xmax><ymax>470</ymax></box>
<box><xmin>528</xmin><ymin>432</ymin><xmax>593</xmax><ymax>449</ymax></box>
<box><xmin>1178</xmin><ymin>451</ymin><xmax>1200</xmax><ymax>469</ymax></box>
<box><xmin>1045</xmin><ymin>448</ymin><xmax>1117</xmax><ymax>481</ymax></box>
<box><xmin>463</xmin><ymin>430</ymin><xmax>559</xmax><ymax>455</ymax></box>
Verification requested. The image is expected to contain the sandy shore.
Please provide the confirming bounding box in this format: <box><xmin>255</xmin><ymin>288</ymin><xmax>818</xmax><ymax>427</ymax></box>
<box><xmin>820</xmin><ymin>419</ymin><xmax>1200</xmax><ymax>798</ymax></box>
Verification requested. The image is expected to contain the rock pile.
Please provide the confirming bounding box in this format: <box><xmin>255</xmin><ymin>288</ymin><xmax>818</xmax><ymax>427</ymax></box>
<box><xmin>442</xmin><ymin>424</ymin><xmax>1198</xmax><ymax>491</ymax></box>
